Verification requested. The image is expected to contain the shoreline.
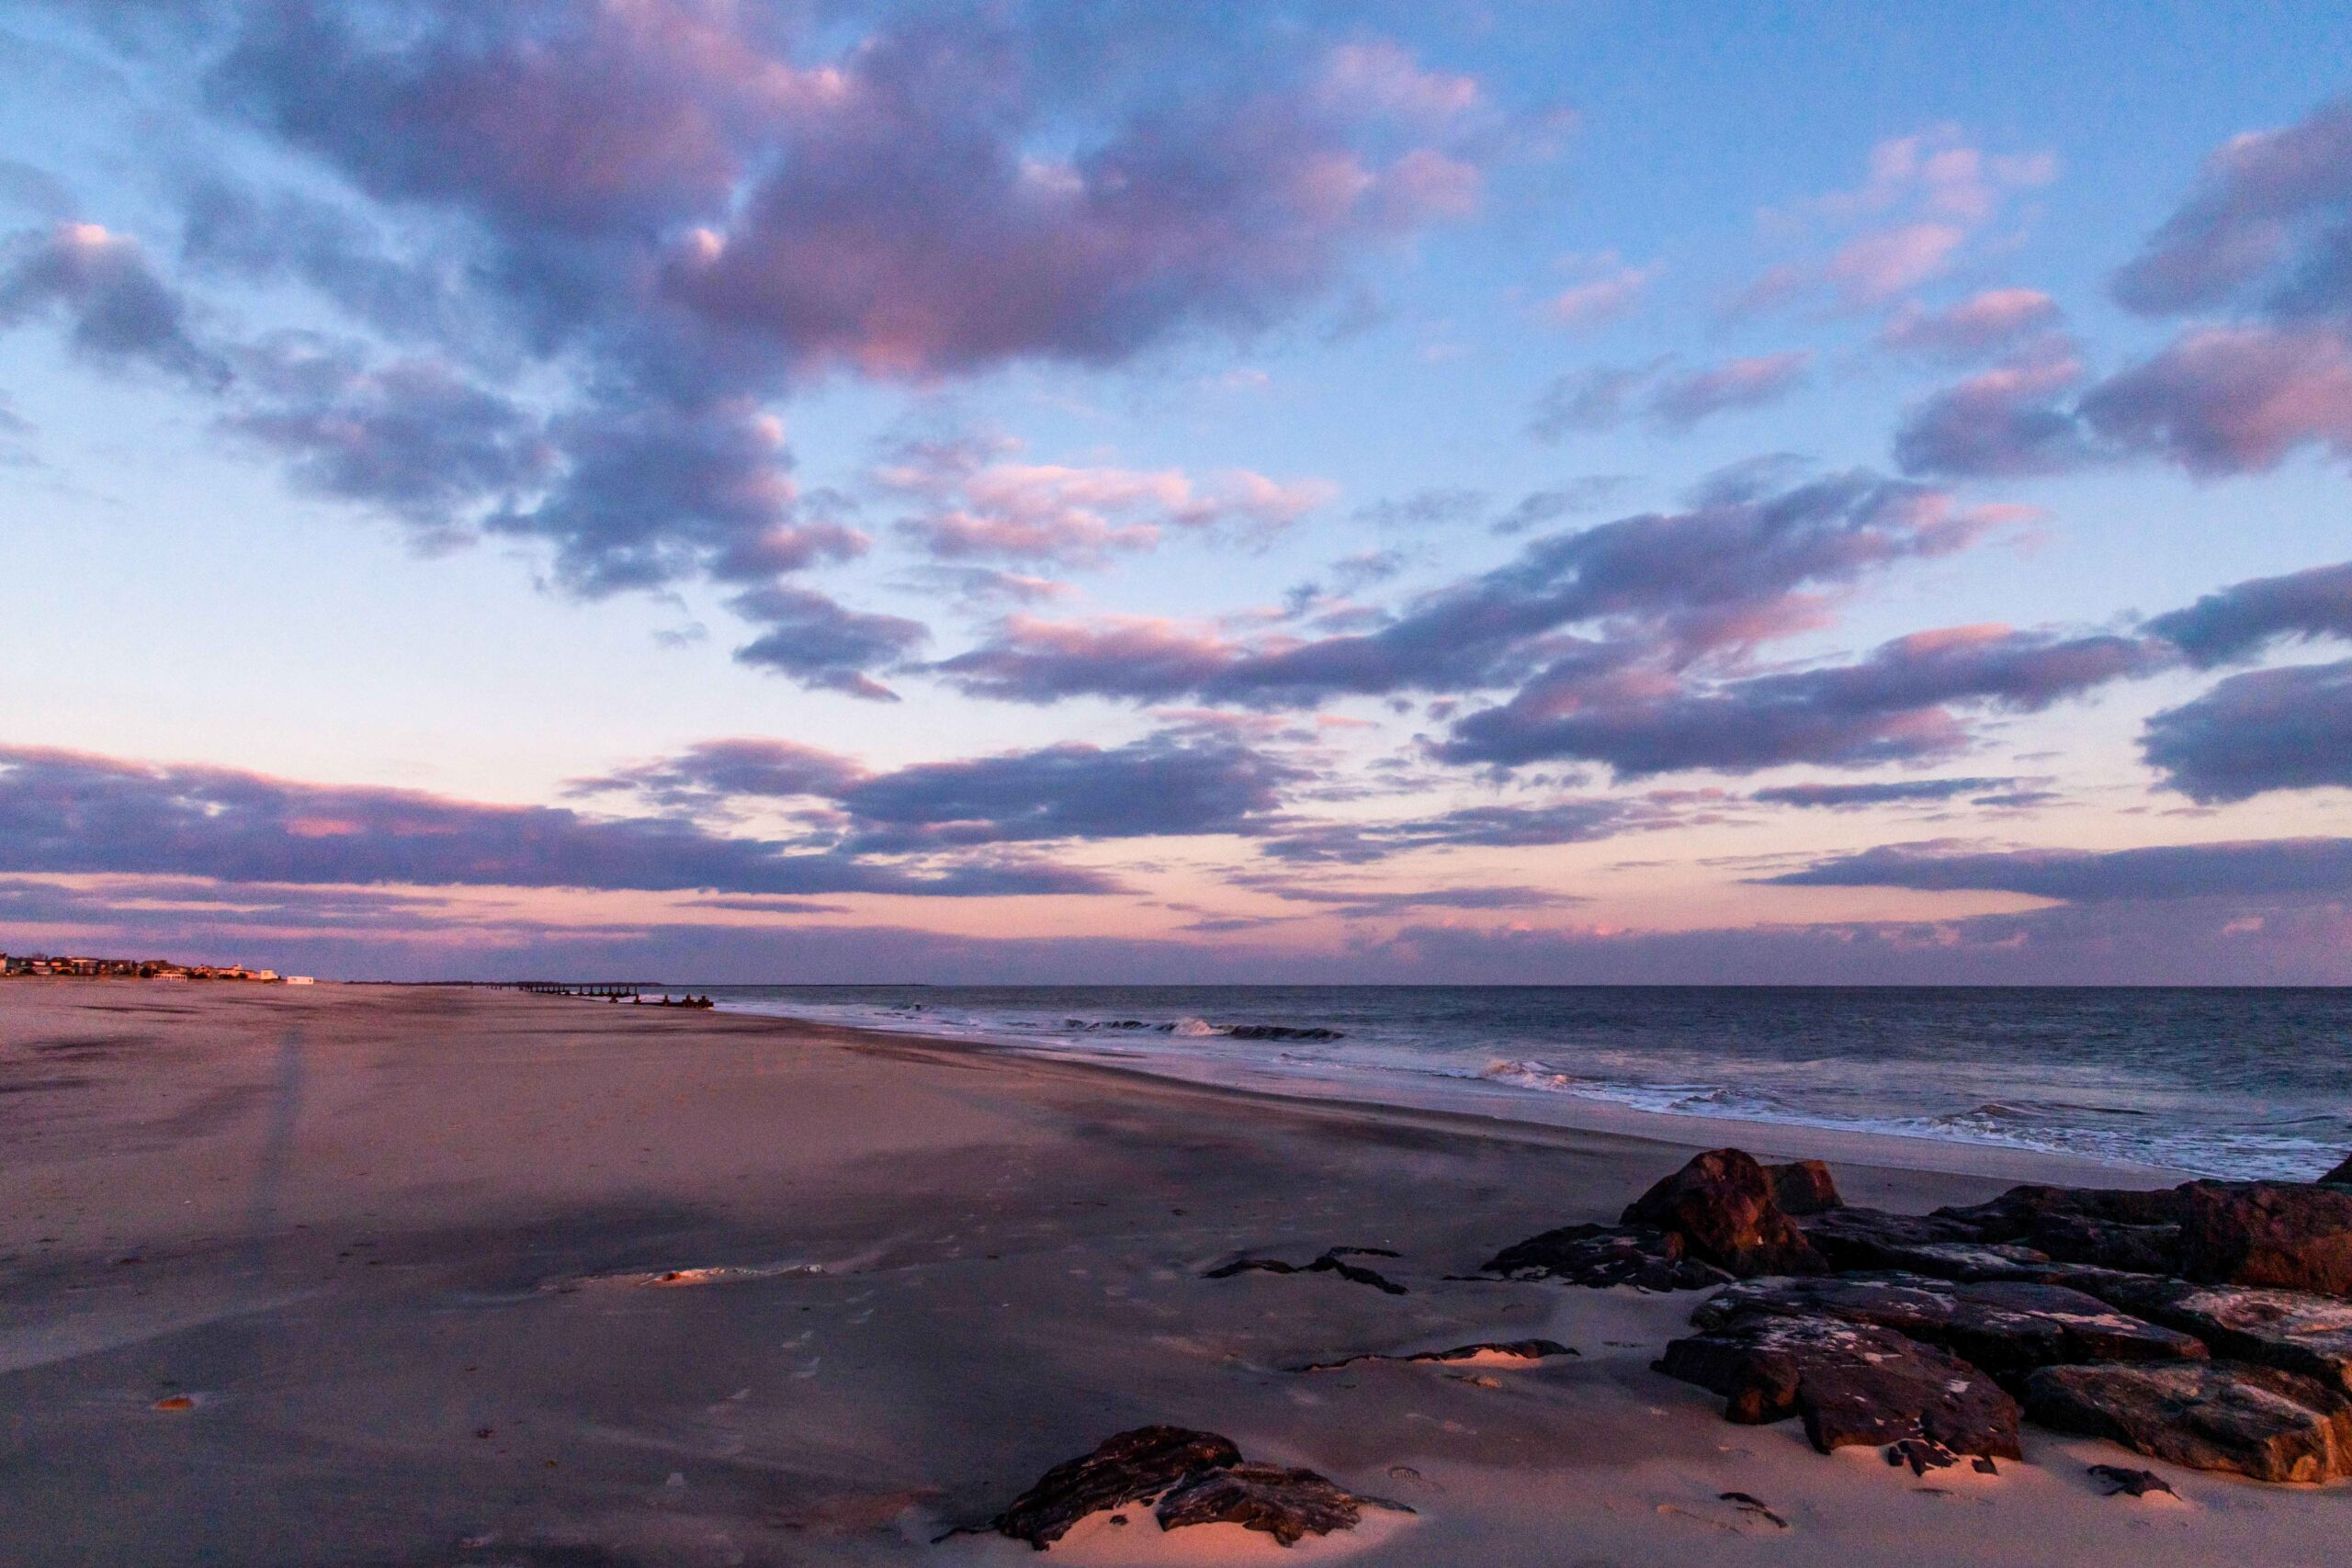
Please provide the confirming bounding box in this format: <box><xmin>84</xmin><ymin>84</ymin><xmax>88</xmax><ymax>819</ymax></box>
<box><xmin>708</xmin><ymin>997</ymin><xmax>2196</xmax><ymax>1188</ymax></box>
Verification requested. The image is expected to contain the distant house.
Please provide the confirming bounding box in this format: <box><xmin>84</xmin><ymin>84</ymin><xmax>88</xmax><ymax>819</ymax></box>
<box><xmin>287</xmin><ymin>976</ymin><xmax>315</xmax><ymax>986</ymax></box>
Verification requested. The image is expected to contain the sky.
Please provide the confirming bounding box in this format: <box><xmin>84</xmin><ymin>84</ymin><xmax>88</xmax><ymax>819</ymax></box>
<box><xmin>2</xmin><ymin>0</ymin><xmax>2349</xmax><ymax>984</ymax></box>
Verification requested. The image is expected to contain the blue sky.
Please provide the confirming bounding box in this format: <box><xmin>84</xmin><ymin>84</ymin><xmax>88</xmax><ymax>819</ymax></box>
<box><xmin>3</xmin><ymin>1</ymin><xmax>2349</xmax><ymax>981</ymax></box>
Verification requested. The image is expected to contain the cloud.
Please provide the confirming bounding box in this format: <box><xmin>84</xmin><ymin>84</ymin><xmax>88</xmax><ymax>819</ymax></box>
<box><xmin>2143</xmin><ymin>558</ymin><xmax>2352</xmax><ymax>665</ymax></box>
<box><xmin>1531</xmin><ymin>353</ymin><xmax>1810</xmax><ymax>435</ymax></box>
<box><xmin>1440</xmin><ymin>624</ymin><xmax>2167</xmax><ymax>775</ymax></box>
<box><xmin>1647</xmin><ymin>352</ymin><xmax>1813</xmax><ymax>428</ymax></box>
<box><xmin>832</xmin><ymin>733</ymin><xmax>1302</xmax><ymax>852</ymax></box>
<box><xmin>2077</xmin><ymin>323</ymin><xmax>2352</xmax><ymax>475</ymax></box>
<box><xmin>227</xmin><ymin>335</ymin><xmax>555</xmax><ymax>532</ymax></box>
<box><xmin>1256</xmin><ymin>795</ymin><xmax>1700</xmax><ymax>863</ymax></box>
<box><xmin>0</xmin><ymin>744</ymin><xmax>1114</xmax><ymax>898</ymax></box>
<box><xmin>0</xmin><ymin>220</ymin><xmax>223</xmax><ymax>384</ymax></box>
<box><xmin>1542</xmin><ymin>252</ymin><xmax>1652</xmax><ymax>329</ymax></box>
<box><xmin>1893</xmin><ymin>354</ymin><xmax>2093</xmax><ymax>476</ymax></box>
<box><xmin>1751</xmin><ymin>777</ymin><xmax>2022</xmax><ymax>808</ymax></box>
<box><xmin>571</xmin><ymin>739</ymin><xmax>870</xmax><ymax>809</ymax></box>
<box><xmin>2110</xmin><ymin>97</ymin><xmax>2352</xmax><ymax>319</ymax></box>
<box><xmin>580</xmin><ymin>728</ymin><xmax>1303</xmax><ymax>851</ymax></box>
<box><xmin>879</xmin><ymin>434</ymin><xmax>1330</xmax><ymax>568</ymax></box>
<box><xmin>7</xmin><ymin>6</ymin><xmax>1501</xmax><ymax>696</ymax></box>
<box><xmin>1243</xmin><ymin>881</ymin><xmax>1588</xmax><ymax>919</ymax></box>
<box><xmin>2142</xmin><ymin>659</ymin><xmax>2352</xmax><ymax>802</ymax></box>
<box><xmin>1768</xmin><ymin>834</ymin><xmax>2352</xmax><ymax>902</ymax></box>
<box><xmin>726</xmin><ymin>586</ymin><xmax>930</xmax><ymax>700</ymax></box>
<box><xmin>1737</xmin><ymin>129</ymin><xmax>2055</xmax><ymax>316</ymax></box>
<box><xmin>1880</xmin><ymin>288</ymin><xmax>2064</xmax><ymax>361</ymax></box>
<box><xmin>1915</xmin><ymin>102</ymin><xmax>2352</xmax><ymax>483</ymax></box>
<box><xmin>937</xmin><ymin>469</ymin><xmax>1998</xmax><ymax>708</ymax></box>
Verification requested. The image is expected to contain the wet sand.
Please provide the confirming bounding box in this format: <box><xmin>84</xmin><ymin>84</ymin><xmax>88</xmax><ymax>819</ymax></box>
<box><xmin>0</xmin><ymin>981</ymin><xmax>2341</xmax><ymax>1565</ymax></box>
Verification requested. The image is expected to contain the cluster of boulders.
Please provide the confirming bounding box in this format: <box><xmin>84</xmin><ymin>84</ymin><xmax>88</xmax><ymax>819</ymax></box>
<box><xmin>1485</xmin><ymin>1146</ymin><xmax>2352</xmax><ymax>1484</ymax></box>
<box><xmin>975</xmin><ymin>1426</ymin><xmax>1408</xmax><ymax>1551</ymax></box>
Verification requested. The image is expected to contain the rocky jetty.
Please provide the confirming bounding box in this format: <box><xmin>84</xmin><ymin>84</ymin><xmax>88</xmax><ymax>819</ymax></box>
<box><xmin>1532</xmin><ymin>1145</ymin><xmax>2352</xmax><ymax>1484</ymax></box>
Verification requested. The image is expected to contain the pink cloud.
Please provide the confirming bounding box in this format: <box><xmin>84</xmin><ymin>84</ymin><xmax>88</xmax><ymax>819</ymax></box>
<box><xmin>2082</xmin><ymin>323</ymin><xmax>2352</xmax><ymax>475</ymax></box>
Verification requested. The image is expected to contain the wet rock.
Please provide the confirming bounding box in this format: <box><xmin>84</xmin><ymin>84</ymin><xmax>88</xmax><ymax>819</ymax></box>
<box><xmin>1717</xmin><ymin>1491</ymin><xmax>1787</xmax><ymax>1528</ymax></box>
<box><xmin>2070</xmin><ymin>1275</ymin><xmax>2352</xmax><ymax>1395</ymax></box>
<box><xmin>1153</xmin><ymin>1462</ymin><xmax>1404</xmax><ymax>1545</ymax></box>
<box><xmin>1693</xmin><ymin>1272</ymin><xmax>2206</xmax><ymax>1383</ymax></box>
<box><xmin>1802</xmin><ymin>1208</ymin><xmax>2052</xmax><ymax>1279</ymax></box>
<box><xmin>1299</xmin><ymin>1339</ymin><xmax>1576</xmax><ymax>1373</ymax></box>
<box><xmin>2087</xmin><ymin>1463</ymin><xmax>2176</xmax><ymax>1498</ymax></box>
<box><xmin>1886</xmin><ymin>1438</ymin><xmax>1962</xmax><ymax>1475</ymax></box>
<box><xmin>1478</xmin><ymin>1223</ymin><xmax>1733</xmax><ymax>1291</ymax></box>
<box><xmin>1766</xmin><ymin>1159</ymin><xmax>1844</xmax><ymax>1217</ymax></box>
<box><xmin>1934</xmin><ymin>1184</ymin><xmax>2188</xmax><ymax>1241</ymax></box>
<box><xmin>1222</xmin><ymin>1024</ymin><xmax>1344</xmax><ymax>1042</ymax></box>
<box><xmin>991</xmin><ymin>1427</ymin><xmax>1242</xmax><ymax>1549</ymax></box>
<box><xmin>2321</xmin><ymin>1153</ymin><xmax>2352</xmax><ymax>1188</ymax></box>
<box><xmin>1787</xmin><ymin>1213</ymin><xmax>2013</xmax><ymax>1279</ymax></box>
<box><xmin>2024</xmin><ymin>1360</ymin><xmax>2352</xmax><ymax>1483</ymax></box>
<box><xmin>1623</xmin><ymin>1149</ymin><xmax>1827</xmax><ymax>1278</ymax></box>
<box><xmin>1205</xmin><ymin>1247</ymin><xmax>1407</xmax><ymax>1294</ymax></box>
<box><xmin>1656</xmin><ymin>1314</ymin><xmax>2022</xmax><ymax>1458</ymax></box>
<box><xmin>2177</xmin><ymin>1181</ymin><xmax>2352</xmax><ymax>1297</ymax></box>
<box><xmin>2025</xmin><ymin>1214</ymin><xmax>2183</xmax><ymax>1275</ymax></box>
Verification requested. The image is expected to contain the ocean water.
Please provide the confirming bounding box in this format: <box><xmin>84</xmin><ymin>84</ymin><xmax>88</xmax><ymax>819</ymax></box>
<box><xmin>703</xmin><ymin>985</ymin><xmax>2352</xmax><ymax>1181</ymax></box>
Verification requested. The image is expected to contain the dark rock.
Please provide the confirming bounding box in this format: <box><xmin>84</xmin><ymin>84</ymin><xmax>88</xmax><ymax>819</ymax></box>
<box><xmin>2087</xmin><ymin>1463</ymin><xmax>2176</xmax><ymax>1498</ymax></box>
<box><xmin>1766</xmin><ymin>1159</ymin><xmax>1844</xmax><ymax>1217</ymax></box>
<box><xmin>1623</xmin><ymin>1148</ymin><xmax>1827</xmax><ymax>1277</ymax></box>
<box><xmin>1885</xmin><ymin>1438</ymin><xmax>1967</xmax><ymax>1475</ymax></box>
<box><xmin>1802</xmin><ymin>1208</ymin><xmax>2052</xmax><ymax>1279</ymax></box>
<box><xmin>2177</xmin><ymin>1181</ymin><xmax>2352</xmax><ymax>1297</ymax></box>
<box><xmin>1717</xmin><ymin>1491</ymin><xmax>1787</xmax><ymax>1528</ymax></box>
<box><xmin>991</xmin><ymin>1427</ymin><xmax>1242</xmax><ymax>1549</ymax></box>
<box><xmin>2321</xmin><ymin>1153</ymin><xmax>2352</xmax><ymax>1188</ymax></box>
<box><xmin>2024</xmin><ymin>1214</ymin><xmax>2183</xmax><ymax>1275</ymax></box>
<box><xmin>1656</xmin><ymin>1313</ymin><xmax>2022</xmax><ymax>1458</ymax></box>
<box><xmin>1299</xmin><ymin>1339</ymin><xmax>1577</xmax><ymax>1373</ymax></box>
<box><xmin>1478</xmin><ymin>1223</ymin><xmax>1733</xmax><ymax>1291</ymax></box>
<box><xmin>1204</xmin><ymin>1247</ymin><xmax>1406</xmax><ymax>1295</ymax></box>
<box><xmin>2066</xmin><ymin>1275</ymin><xmax>2352</xmax><ymax>1395</ymax></box>
<box><xmin>1934</xmin><ymin>1184</ymin><xmax>2188</xmax><ymax>1241</ymax></box>
<box><xmin>1153</xmin><ymin>1463</ymin><xmax>1403</xmax><ymax>1545</ymax></box>
<box><xmin>2024</xmin><ymin>1360</ymin><xmax>2352</xmax><ymax>1483</ymax></box>
<box><xmin>1693</xmin><ymin>1272</ymin><xmax>2206</xmax><ymax>1383</ymax></box>
<box><xmin>1222</xmin><ymin>1025</ymin><xmax>1344</xmax><ymax>1042</ymax></box>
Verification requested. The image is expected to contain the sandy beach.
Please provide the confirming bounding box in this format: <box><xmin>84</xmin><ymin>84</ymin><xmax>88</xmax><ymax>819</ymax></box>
<box><xmin>1</xmin><ymin>981</ymin><xmax>2341</xmax><ymax>1566</ymax></box>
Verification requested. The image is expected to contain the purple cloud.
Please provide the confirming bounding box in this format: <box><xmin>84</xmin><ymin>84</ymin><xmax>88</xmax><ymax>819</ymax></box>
<box><xmin>878</xmin><ymin>434</ymin><xmax>1329</xmax><ymax>569</ymax></box>
<box><xmin>938</xmin><ymin>470</ymin><xmax>1998</xmax><ymax>707</ymax></box>
<box><xmin>2110</xmin><ymin>98</ymin><xmax>2352</xmax><ymax>319</ymax></box>
<box><xmin>1880</xmin><ymin>288</ymin><xmax>2064</xmax><ymax>361</ymax></box>
<box><xmin>1647</xmin><ymin>352</ymin><xmax>1813</xmax><ymax>429</ymax></box>
<box><xmin>2143</xmin><ymin>558</ymin><xmax>2352</xmax><ymax>666</ymax></box>
<box><xmin>2077</xmin><ymin>323</ymin><xmax>2352</xmax><ymax>476</ymax></box>
<box><xmin>0</xmin><ymin>221</ymin><xmax>223</xmax><ymax>385</ymax></box>
<box><xmin>1531</xmin><ymin>352</ymin><xmax>1810</xmax><ymax>436</ymax></box>
<box><xmin>0</xmin><ymin>744</ymin><xmax>1110</xmax><ymax>897</ymax></box>
<box><xmin>1769</xmin><ymin>835</ymin><xmax>2352</xmax><ymax>903</ymax></box>
<box><xmin>2142</xmin><ymin>659</ymin><xmax>2352</xmax><ymax>802</ymax></box>
<box><xmin>580</xmin><ymin>728</ymin><xmax>1303</xmax><ymax>851</ymax></box>
<box><xmin>1256</xmin><ymin>795</ymin><xmax>1699</xmax><ymax>863</ymax></box>
<box><xmin>1892</xmin><ymin>355</ymin><xmax>2093</xmax><ymax>476</ymax></box>
<box><xmin>1751</xmin><ymin>777</ymin><xmax>2023</xmax><ymax>808</ymax></box>
<box><xmin>725</xmin><ymin>586</ymin><xmax>932</xmax><ymax>702</ymax></box>
<box><xmin>1440</xmin><ymin>625</ymin><xmax>2167</xmax><ymax>775</ymax></box>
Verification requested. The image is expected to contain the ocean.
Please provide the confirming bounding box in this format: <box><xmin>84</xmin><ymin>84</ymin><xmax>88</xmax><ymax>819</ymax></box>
<box><xmin>703</xmin><ymin>985</ymin><xmax>2352</xmax><ymax>1181</ymax></box>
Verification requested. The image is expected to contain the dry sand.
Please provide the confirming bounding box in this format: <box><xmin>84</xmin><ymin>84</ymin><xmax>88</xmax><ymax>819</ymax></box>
<box><xmin>0</xmin><ymin>981</ymin><xmax>2341</xmax><ymax>1566</ymax></box>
